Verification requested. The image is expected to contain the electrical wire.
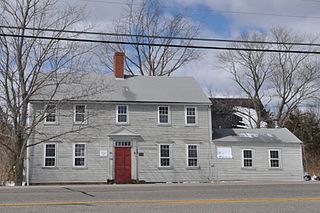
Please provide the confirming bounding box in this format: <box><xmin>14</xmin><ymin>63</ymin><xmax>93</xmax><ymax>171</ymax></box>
<box><xmin>1</xmin><ymin>25</ymin><xmax>319</xmax><ymax>47</ymax></box>
<box><xmin>1</xmin><ymin>33</ymin><xmax>320</xmax><ymax>54</ymax></box>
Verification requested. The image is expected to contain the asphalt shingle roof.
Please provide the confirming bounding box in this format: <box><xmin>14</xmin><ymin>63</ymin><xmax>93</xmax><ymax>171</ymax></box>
<box><xmin>31</xmin><ymin>74</ymin><xmax>211</xmax><ymax>104</ymax></box>
<box><xmin>213</xmin><ymin>128</ymin><xmax>302</xmax><ymax>144</ymax></box>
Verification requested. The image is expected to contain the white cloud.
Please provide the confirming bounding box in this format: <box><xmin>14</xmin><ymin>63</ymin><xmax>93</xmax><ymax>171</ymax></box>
<box><xmin>64</xmin><ymin>0</ymin><xmax>320</xmax><ymax>97</ymax></box>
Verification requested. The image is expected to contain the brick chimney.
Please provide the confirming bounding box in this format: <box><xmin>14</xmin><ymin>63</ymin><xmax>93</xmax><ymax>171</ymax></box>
<box><xmin>114</xmin><ymin>52</ymin><xmax>125</xmax><ymax>78</ymax></box>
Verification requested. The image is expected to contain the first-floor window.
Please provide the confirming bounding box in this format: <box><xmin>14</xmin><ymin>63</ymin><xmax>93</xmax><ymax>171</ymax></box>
<box><xmin>269</xmin><ymin>149</ymin><xmax>280</xmax><ymax>168</ymax></box>
<box><xmin>159</xmin><ymin>144</ymin><xmax>171</xmax><ymax>167</ymax></box>
<box><xmin>44</xmin><ymin>143</ymin><xmax>56</xmax><ymax>167</ymax></box>
<box><xmin>74</xmin><ymin>143</ymin><xmax>86</xmax><ymax>167</ymax></box>
<box><xmin>187</xmin><ymin>145</ymin><xmax>198</xmax><ymax>167</ymax></box>
<box><xmin>242</xmin><ymin>149</ymin><xmax>253</xmax><ymax>168</ymax></box>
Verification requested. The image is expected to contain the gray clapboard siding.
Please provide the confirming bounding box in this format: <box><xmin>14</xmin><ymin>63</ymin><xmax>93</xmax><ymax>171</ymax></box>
<box><xmin>212</xmin><ymin>142</ymin><xmax>303</xmax><ymax>181</ymax></box>
<box><xmin>29</xmin><ymin>102</ymin><xmax>212</xmax><ymax>183</ymax></box>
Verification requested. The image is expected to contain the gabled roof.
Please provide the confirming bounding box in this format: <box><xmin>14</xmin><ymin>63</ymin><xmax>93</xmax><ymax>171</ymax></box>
<box><xmin>213</xmin><ymin>128</ymin><xmax>302</xmax><ymax>144</ymax></box>
<box><xmin>31</xmin><ymin>74</ymin><xmax>210</xmax><ymax>104</ymax></box>
<box><xmin>108</xmin><ymin>127</ymin><xmax>140</xmax><ymax>136</ymax></box>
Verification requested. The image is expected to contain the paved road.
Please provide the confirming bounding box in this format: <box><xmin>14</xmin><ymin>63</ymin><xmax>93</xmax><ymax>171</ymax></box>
<box><xmin>0</xmin><ymin>182</ymin><xmax>320</xmax><ymax>213</ymax></box>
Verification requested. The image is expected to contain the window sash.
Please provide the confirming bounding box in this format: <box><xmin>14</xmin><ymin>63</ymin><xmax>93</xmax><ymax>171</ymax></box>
<box><xmin>117</xmin><ymin>105</ymin><xmax>128</xmax><ymax>123</ymax></box>
<box><xmin>242</xmin><ymin>150</ymin><xmax>253</xmax><ymax>168</ymax></box>
<box><xmin>269</xmin><ymin>150</ymin><xmax>280</xmax><ymax>168</ymax></box>
<box><xmin>160</xmin><ymin>145</ymin><xmax>171</xmax><ymax>167</ymax></box>
<box><xmin>44</xmin><ymin>144</ymin><xmax>56</xmax><ymax>167</ymax></box>
<box><xmin>158</xmin><ymin>106</ymin><xmax>170</xmax><ymax>124</ymax></box>
<box><xmin>74</xmin><ymin>144</ymin><xmax>86</xmax><ymax>167</ymax></box>
<box><xmin>74</xmin><ymin>105</ymin><xmax>86</xmax><ymax>123</ymax></box>
<box><xmin>187</xmin><ymin>145</ymin><xmax>198</xmax><ymax>167</ymax></box>
<box><xmin>185</xmin><ymin>107</ymin><xmax>197</xmax><ymax>125</ymax></box>
<box><xmin>45</xmin><ymin>105</ymin><xmax>56</xmax><ymax>123</ymax></box>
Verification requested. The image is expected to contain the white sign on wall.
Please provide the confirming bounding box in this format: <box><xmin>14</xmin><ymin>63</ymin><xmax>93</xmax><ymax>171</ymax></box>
<box><xmin>217</xmin><ymin>146</ymin><xmax>233</xmax><ymax>159</ymax></box>
<box><xmin>100</xmin><ymin>150</ymin><xmax>108</xmax><ymax>157</ymax></box>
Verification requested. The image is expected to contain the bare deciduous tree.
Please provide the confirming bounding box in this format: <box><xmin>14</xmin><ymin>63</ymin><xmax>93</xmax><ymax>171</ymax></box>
<box><xmin>99</xmin><ymin>0</ymin><xmax>200</xmax><ymax>76</ymax></box>
<box><xmin>218</xmin><ymin>27</ymin><xmax>320</xmax><ymax>128</ymax></box>
<box><xmin>270</xmin><ymin>27</ymin><xmax>320</xmax><ymax>127</ymax></box>
<box><xmin>0</xmin><ymin>0</ymin><xmax>92</xmax><ymax>185</ymax></box>
<box><xmin>218</xmin><ymin>32</ymin><xmax>272</xmax><ymax>128</ymax></box>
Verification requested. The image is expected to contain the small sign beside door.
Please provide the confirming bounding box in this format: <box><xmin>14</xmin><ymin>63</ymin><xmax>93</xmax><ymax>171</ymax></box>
<box><xmin>100</xmin><ymin>150</ymin><xmax>108</xmax><ymax>157</ymax></box>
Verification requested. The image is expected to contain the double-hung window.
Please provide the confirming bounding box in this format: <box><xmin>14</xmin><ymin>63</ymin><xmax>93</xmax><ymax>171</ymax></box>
<box><xmin>269</xmin><ymin>149</ymin><xmax>281</xmax><ymax>168</ymax></box>
<box><xmin>187</xmin><ymin>145</ymin><xmax>198</xmax><ymax>167</ymax></box>
<box><xmin>158</xmin><ymin>106</ymin><xmax>170</xmax><ymax>124</ymax></box>
<box><xmin>44</xmin><ymin>143</ymin><xmax>56</xmax><ymax>167</ymax></box>
<box><xmin>116</xmin><ymin>105</ymin><xmax>128</xmax><ymax>124</ymax></box>
<box><xmin>73</xmin><ymin>143</ymin><xmax>86</xmax><ymax>167</ymax></box>
<box><xmin>45</xmin><ymin>105</ymin><xmax>57</xmax><ymax>124</ymax></box>
<box><xmin>74</xmin><ymin>105</ymin><xmax>86</xmax><ymax>124</ymax></box>
<box><xmin>242</xmin><ymin>149</ymin><xmax>253</xmax><ymax>168</ymax></box>
<box><xmin>159</xmin><ymin>144</ymin><xmax>171</xmax><ymax>167</ymax></box>
<box><xmin>185</xmin><ymin>107</ymin><xmax>197</xmax><ymax>126</ymax></box>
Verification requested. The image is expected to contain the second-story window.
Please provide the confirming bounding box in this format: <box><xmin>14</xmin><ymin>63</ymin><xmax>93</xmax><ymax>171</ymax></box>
<box><xmin>116</xmin><ymin>105</ymin><xmax>128</xmax><ymax>124</ymax></box>
<box><xmin>158</xmin><ymin>106</ymin><xmax>170</xmax><ymax>124</ymax></box>
<box><xmin>185</xmin><ymin>107</ymin><xmax>197</xmax><ymax>126</ymax></box>
<box><xmin>74</xmin><ymin>105</ymin><xmax>86</xmax><ymax>123</ymax></box>
<box><xmin>45</xmin><ymin>105</ymin><xmax>57</xmax><ymax>124</ymax></box>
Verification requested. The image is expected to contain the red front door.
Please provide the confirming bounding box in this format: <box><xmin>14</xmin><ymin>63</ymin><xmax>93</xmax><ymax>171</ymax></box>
<box><xmin>115</xmin><ymin>147</ymin><xmax>131</xmax><ymax>184</ymax></box>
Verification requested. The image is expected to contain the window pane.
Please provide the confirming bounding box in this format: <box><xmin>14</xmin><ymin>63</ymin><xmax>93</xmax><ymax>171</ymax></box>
<box><xmin>160</xmin><ymin>145</ymin><xmax>169</xmax><ymax>157</ymax></box>
<box><xmin>45</xmin><ymin>158</ymin><xmax>55</xmax><ymax>167</ymax></box>
<box><xmin>188</xmin><ymin>159</ymin><xmax>198</xmax><ymax>167</ymax></box>
<box><xmin>187</xmin><ymin>116</ymin><xmax>196</xmax><ymax>124</ymax></box>
<box><xmin>270</xmin><ymin>151</ymin><xmax>279</xmax><ymax>159</ymax></box>
<box><xmin>160</xmin><ymin>158</ymin><xmax>170</xmax><ymax>167</ymax></box>
<box><xmin>271</xmin><ymin>160</ymin><xmax>279</xmax><ymax>167</ymax></box>
<box><xmin>75</xmin><ymin>144</ymin><xmax>85</xmax><ymax>157</ymax></box>
<box><xmin>244</xmin><ymin>159</ymin><xmax>252</xmax><ymax>167</ymax></box>
<box><xmin>45</xmin><ymin>144</ymin><xmax>55</xmax><ymax>157</ymax></box>
<box><xmin>186</xmin><ymin>107</ymin><xmax>196</xmax><ymax>124</ymax></box>
<box><xmin>118</xmin><ymin>114</ymin><xmax>127</xmax><ymax>122</ymax></box>
<box><xmin>159</xmin><ymin>115</ymin><xmax>168</xmax><ymax>123</ymax></box>
<box><xmin>117</xmin><ymin>106</ymin><xmax>127</xmax><ymax>123</ymax></box>
<box><xmin>243</xmin><ymin>150</ymin><xmax>252</xmax><ymax>158</ymax></box>
<box><xmin>76</xmin><ymin>105</ymin><xmax>85</xmax><ymax>113</ymax></box>
<box><xmin>46</xmin><ymin>105</ymin><xmax>56</xmax><ymax>122</ymax></box>
<box><xmin>188</xmin><ymin>145</ymin><xmax>197</xmax><ymax>158</ymax></box>
<box><xmin>75</xmin><ymin>158</ymin><xmax>85</xmax><ymax>166</ymax></box>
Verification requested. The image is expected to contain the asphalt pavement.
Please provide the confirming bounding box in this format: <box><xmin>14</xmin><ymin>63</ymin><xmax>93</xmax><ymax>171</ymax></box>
<box><xmin>0</xmin><ymin>182</ymin><xmax>320</xmax><ymax>213</ymax></box>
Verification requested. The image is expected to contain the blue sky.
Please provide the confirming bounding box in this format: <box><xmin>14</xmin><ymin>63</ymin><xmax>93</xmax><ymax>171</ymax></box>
<box><xmin>68</xmin><ymin>0</ymin><xmax>320</xmax><ymax>97</ymax></box>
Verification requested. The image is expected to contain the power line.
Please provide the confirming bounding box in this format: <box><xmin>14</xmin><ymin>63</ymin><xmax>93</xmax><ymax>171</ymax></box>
<box><xmin>1</xmin><ymin>33</ymin><xmax>320</xmax><ymax>54</ymax></box>
<box><xmin>1</xmin><ymin>25</ymin><xmax>319</xmax><ymax>47</ymax></box>
<box><xmin>79</xmin><ymin>0</ymin><xmax>320</xmax><ymax>20</ymax></box>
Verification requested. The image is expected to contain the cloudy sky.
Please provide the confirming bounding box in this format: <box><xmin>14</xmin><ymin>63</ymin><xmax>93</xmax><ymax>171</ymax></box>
<box><xmin>67</xmin><ymin>0</ymin><xmax>320</xmax><ymax>97</ymax></box>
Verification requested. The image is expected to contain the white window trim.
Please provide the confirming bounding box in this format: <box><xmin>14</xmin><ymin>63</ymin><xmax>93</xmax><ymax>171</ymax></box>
<box><xmin>269</xmin><ymin>149</ymin><xmax>281</xmax><ymax>168</ymax></box>
<box><xmin>159</xmin><ymin>144</ymin><xmax>172</xmax><ymax>168</ymax></box>
<box><xmin>186</xmin><ymin>144</ymin><xmax>199</xmax><ymax>168</ymax></box>
<box><xmin>73</xmin><ymin>143</ymin><xmax>87</xmax><ymax>168</ymax></box>
<box><xmin>242</xmin><ymin>149</ymin><xmax>254</xmax><ymax>168</ymax></box>
<box><xmin>157</xmin><ymin>106</ymin><xmax>171</xmax><ymax>125</ymax></box>
<box><xmin>44</xmin><ymin>104</ymin><xmax>57</xmax><ymax>124</ymax></box>
<box><xmin>185</xmin><ymin>106</ymin><xmax>198</xmax><ymax>126</ymax></box>
<box><xmin>73</xmin><ymin>104</ymin><xmax>87</xmax><ymax>124</ymax></box>
<box><xmin>43</xmin><ymin>143</ymin><xmax>57</xmax><ymax>167</ymax></box>
<box><xmin>116</xmin><ymin>105</ymin><xmax>129</xmax><ymax>124</ymax></box>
